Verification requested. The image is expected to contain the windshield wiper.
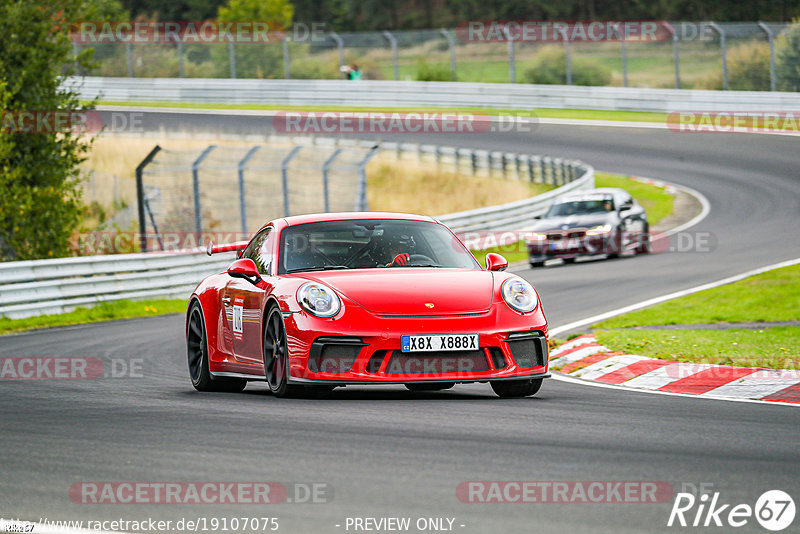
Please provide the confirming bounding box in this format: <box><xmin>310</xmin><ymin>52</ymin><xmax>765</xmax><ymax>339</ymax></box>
<box><xmin>285</xmin><ymin>265</ymin><xmax>351</xmax><ymax>273</ymax></box>
<box><xmin>405</xmin><ymin>263</ymin><xmax>444</xmax><ymax>268</ymax></box>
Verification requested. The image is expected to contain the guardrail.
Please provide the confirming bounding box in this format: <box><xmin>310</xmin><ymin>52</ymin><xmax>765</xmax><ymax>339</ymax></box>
<box><xmin>1</xmin><ymin>137</ymin><xmax>591</xmax><ymax>319</ymax></box>
<box><xmin>71</xmin><ymin>77</ymin><xmax>800</xmax><ymax>113</ymax></box>
<box><xmin>0</xmin><ymin>252</ymin><xmax>234</xmax><ymax>319</ymax></box>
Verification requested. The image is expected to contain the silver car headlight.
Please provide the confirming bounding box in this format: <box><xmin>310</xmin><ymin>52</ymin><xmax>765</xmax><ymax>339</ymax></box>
<box><xmin>297</xmin><ymin>282</ymin><xmax>342</xmax><ymax>318</ymax></box>
<box><xmin>501</xmin><ymin>277</ymin><xmax>539</xmax><ymax>313</ymax></box>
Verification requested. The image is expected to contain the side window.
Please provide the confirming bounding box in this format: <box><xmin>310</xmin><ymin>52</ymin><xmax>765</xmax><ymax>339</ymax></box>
<box><xmin>245</xmin><ymin>227</ymin><xmax>274</xmax><ymax>275</ymax></box>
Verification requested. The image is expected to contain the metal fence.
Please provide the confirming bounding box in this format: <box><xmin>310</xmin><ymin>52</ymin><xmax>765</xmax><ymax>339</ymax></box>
<box><xmin>78</xmin><ymin>22</ymin><xmax>795</xmax><ymax>90</ymax></box>
<box><xmin>133</xmin><ymin>135</ymin><xmax>590</xmax><ymax>251</ymax></box>
<box><xmin>134</xmin><ymin>138</ymin><xmax>378</xmax><ymax>251</ymax></box>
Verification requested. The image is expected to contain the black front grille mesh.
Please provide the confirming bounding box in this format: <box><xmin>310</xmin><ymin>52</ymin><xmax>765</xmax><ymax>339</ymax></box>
<box><xmin>308</xmin><ymin>339</ymin><xmax>363</xmax><ymax>373</ymax></box>
<box><xmin>507</xmin><ymin>335</ymin><xmax>547</xmax><ymax>368</ymax></box>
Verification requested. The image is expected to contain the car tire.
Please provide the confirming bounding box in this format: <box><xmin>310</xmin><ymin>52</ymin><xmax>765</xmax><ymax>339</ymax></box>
<box><xmin>529</xmin><ymin>261</ymin><xmax>545</xmax><ymax>268</ymax></box>
<box><xmin>263</xmin><ymin>305</ymin><xmax>305</xmax><ymax>398</ymax></box>
<box><xmin>187</xmin><ymin>301</ymin><xmax>247</xmax><ymax>393</ymax></box>
<box><xmin>606</xmin><ymin>228</ymin><xmax>623</xmax><ymax>259</ymax></box>
<box><xmin>490</xmin><ymin>378</ymin><xmax>543</xmax><ymax>398</ymax></box>
<box><xmin>405</xmin><ymin>382</ymin><xmax>455</xmax><ymax>392</ymax></box>
<box><xmin>636</xmin><ymin>225</ymin><xmax>652</xmax><ymax>254</ymax></box>
<box><xmin>563</xmin><ymin>257</ymin><xmax>576</xmax><ymax>264</ymax></box>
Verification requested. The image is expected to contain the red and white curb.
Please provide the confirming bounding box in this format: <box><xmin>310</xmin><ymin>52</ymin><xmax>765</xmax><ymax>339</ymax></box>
<box><xmin>550</xmin><ymin>335</ymin><xmax>800</xmax><ymax>405</ymax></box>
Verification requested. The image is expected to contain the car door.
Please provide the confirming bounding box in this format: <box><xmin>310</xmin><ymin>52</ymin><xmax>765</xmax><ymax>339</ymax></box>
<box><xmin>224</xmin><ymin>227</ymin><xmax>277</xmax><ymax>366</ymax></box>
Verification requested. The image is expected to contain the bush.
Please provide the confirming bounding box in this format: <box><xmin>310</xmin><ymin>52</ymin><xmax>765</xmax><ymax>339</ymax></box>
<box><xmin>291</xmin><ymin>55</ymin><xmax>340</xmax><ymax>79</ymax></box>
<box><xmin>698</xmin><ymin>40</ymin><xmax>771</xmax><ymax>90</ymax></box>
<box><xmin>415</xmin><ymin>62</ymin><xmax>453</xmax><ymax>81</ymax></box>
<box><xmin>776</xmin><ymin>19</ymin><xmax>800</xmax><ymax>92</ymax></box>
<box><xmin>523</xmin><ymin>45</ymin><xmax>611</xmax><ymax>86</ymax></box>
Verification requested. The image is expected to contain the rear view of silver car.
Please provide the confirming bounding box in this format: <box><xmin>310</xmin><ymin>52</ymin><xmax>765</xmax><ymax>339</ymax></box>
<box><xmin>526</xmin><ymin>188</ymin><xmax>650</xmax><ymax>267</ymax></box>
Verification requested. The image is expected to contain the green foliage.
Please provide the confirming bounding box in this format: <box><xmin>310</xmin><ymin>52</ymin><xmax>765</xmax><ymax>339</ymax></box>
<box><xmin>217</xmin><ymin>0</ymin><xmax>293</xmax><ymax>26</ymax></box>
<box><xmin>698</xmin><ymin>40</ymin><xmax>771</xmax><ymax>90</ymax></box>
<box><xmin>776</xmin><ymin>19</ymin><xmax>800</xmax><ymax>92</ymax></box>
<box><xmin>594</xmin><ymin>264</ymin><xmax>800</xmax><ymax>328</ymax></box>
<box><xmin>523</xmin><ymin>45</ymin><xmax>612</xmax><ymax>86</ymax></box>
<box><xmin>208</xmin><ymin>0</ymin><xmax>295</xmax><ymax>79</ymax></box>
<box><xmin>415</xmin><ymin>61</ymin><xmax>453</xmax><ymax>81</ymax></box>
<box><xmin>0</xmin><ymin>298</ymin><xmax>187</xmax><ymax>334</ymax></box>
<box><xmin>0</xmin><ymin>0</ymin><xmax>103</xmax><ymax>261</ymax></box>
<box><xmin>290</xmin><ymin>51</ymin><xmax>340</xmax><ymax>79</ymax></box>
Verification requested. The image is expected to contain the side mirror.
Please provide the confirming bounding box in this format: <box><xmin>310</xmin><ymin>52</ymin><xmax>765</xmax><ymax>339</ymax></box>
<box><xmin>227</xmin><ymin>258</ymin><xmax>262</xmax><ymax>285</ymax></box>
<box><xmin>485</xmin><ymin>252</ymin><xmax>508</xmax><ymax>272</ymax></box>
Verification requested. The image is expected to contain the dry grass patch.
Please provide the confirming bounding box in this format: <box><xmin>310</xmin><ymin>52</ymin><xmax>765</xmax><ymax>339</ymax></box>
<box><xmin>366</xmin><ymin>156</ymin><xmax>550</xmax><ymax>216</ymax></box>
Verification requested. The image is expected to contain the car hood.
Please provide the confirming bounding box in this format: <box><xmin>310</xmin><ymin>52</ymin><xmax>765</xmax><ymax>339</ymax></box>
<box><xmin>298</xmin><ymin>269</ymin><xmax>495</xmax><ymax>315</ymax></box>
<box><xmin>531</xmin><ymin>213</ymin><xmax>615</xmax><ymax>231</ymax></box>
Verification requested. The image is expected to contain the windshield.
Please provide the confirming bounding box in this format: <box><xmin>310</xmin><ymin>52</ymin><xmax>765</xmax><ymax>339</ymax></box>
<box><xmin>546</xmin><ymin>198</ymin><xmax>615</xmax><ymax>217</ymax></box>
<box><xmin>278</xmin><ymin>219</ymin><xmax>480</xmax><ymax>274</ymax></box>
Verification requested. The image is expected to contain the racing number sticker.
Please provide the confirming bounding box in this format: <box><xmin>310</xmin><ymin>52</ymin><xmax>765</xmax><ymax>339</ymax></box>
<box><xmin>233</xmin><ymin>302</ymin><xmax>244</xmax><ymax>335</ymax></box>
<box><xmin>233</xmin><ymin>305</ymin><xmax>243</xmax><ymax>334</ymax></box>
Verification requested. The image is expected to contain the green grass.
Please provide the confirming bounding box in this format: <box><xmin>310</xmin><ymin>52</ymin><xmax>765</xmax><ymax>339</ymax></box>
<box><xmin>588</xmin><ymin>263</ymin><xmax>800</xmax><ymax>369</ymax></box>
<box><xmin>471</xmin><ymin>172</ymin><xmax>675</xmax><ymax>266</ymax></box>
<box><xmin>594</xmin><ymin>172</ymin><xmax>674</xmax><ymax>226</ymax></box>
<box><xmin>0</xmin><ymin>299</ymin><xmax>187</xmax><ymax>335</ymax></box>
<box><xmin>93</xmin><ymin>100</ymin><xmax>669</xmax><ymax>124</ymax></box>
<box><xmin>594</xmin><ymin>328</ymin><xmax>800</xmax><ymax>370</ymax></box>
<box><xmin>595</xmin><ymin>264</ymin><xmax>800</xmax><ymax>328</ymax></box>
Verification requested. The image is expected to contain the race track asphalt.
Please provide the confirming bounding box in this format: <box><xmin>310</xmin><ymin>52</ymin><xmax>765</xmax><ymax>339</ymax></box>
<box><xmin>0</xmin><ymin>111</ymin><xmax>798</xmax><ymax>533</ymax></box>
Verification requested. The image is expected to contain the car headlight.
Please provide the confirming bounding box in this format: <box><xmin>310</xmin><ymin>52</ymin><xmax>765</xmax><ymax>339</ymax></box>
<box><xmin>526</xmin><ymin>233</ymin><xmax>547</xmax><ymax>242</ymax></box>
<box><xmin>501</xmin><ymin>277</ymin><xmax>539</xmax><ymax>313</ymax></box>
<box><xmin>297</xmin><ymin>282</ymin><xmax>342</xmax><ymax>318</ymax></box>
<box><xmin>586</xmin><ymin>224</ymin><xmax>612</xmax><ymax>236</ymax></box>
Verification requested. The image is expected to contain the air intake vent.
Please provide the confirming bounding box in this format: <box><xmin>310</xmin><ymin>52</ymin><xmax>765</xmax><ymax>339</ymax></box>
<box><xmin>506</xmin><ymin>333</ymin><xmax>547</xmax><ymax>368</ymax></box>
<box><xmin>308</xmin><ymin>337</ymin><xmax>365</xmax><ymax>373</ymax></box>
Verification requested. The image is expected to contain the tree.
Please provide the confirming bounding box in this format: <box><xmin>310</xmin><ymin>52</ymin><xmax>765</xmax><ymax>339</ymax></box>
<box><xmin>0</xmin><ymin>0</ymin><xmax>97</xmax><ymax>260</ymax></box>
<box><xmin>214</xmin><ymin>0</ymin><xmax>294</xmax><ymax>79</ymax></box>
<box><xmin>776</xmin><ymin>19</ymin><xmax>800</xmax><ymax>92</ymax></box>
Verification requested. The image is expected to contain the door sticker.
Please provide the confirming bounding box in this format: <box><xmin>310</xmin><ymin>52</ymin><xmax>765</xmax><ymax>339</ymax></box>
<box><xmin>233</xmin><ymin>305</ymin><xmax>243</xmax><ymax>334</ymax></box>
<box><xmin>232</xmin><ymin>295</ymin><xmax>245</xmax><ymax>339</ymax></box>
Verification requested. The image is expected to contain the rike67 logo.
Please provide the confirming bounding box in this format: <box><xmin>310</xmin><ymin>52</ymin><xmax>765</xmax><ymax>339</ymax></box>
<box><xmin>668</xmin><ymin>487</ymin><xmax>795</xmax><ymax>531</ymax></box>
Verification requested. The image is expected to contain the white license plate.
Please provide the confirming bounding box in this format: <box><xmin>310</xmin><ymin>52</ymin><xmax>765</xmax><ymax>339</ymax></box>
<box><xmin>401</xmin><ymin>334</ymin><xmax>479</xmax><ymax>352</ymax></box>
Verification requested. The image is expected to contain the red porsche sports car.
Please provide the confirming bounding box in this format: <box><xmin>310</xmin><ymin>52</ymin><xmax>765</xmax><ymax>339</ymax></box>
<box><xmin>186</xmin><ymin>213</ymin><xmax>549</xmax><ymax>398</ymax></box>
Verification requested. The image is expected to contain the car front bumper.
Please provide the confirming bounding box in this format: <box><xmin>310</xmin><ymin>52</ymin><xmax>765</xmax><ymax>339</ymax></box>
<box><xmin>284</xmin><ymin>304</ymin><xmax>549</xmax><ymax>384</ymax></box>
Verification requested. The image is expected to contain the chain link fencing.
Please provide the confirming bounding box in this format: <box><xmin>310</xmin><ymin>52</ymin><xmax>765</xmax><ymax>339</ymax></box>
<box><xmin>76</xmin><ymin>22</ymin><xmax>796</xmax><ymax>91</ymax></box>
